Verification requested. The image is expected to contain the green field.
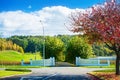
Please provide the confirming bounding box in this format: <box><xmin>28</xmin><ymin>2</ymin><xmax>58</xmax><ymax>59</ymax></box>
<box><xmin>0</xmin><ymin>50</ymin><xmax>42</xmax><ymax>65</ymax></box>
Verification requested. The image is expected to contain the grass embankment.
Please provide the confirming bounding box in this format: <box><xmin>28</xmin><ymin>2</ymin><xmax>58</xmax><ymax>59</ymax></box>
<box><xmin>89</xmin><ymin>69</ymin><xmax>120</xmax><ymax>80</ymax></box>
<box><xmin>0</xmin><ymin>65</ymin><xmax>45</xmax><ymax>68</ymax></box>
<box><xmin>0</xmin><ymin>68</ymin><xmax>31</xmax><ymax>78</ymax></box>
<box><xmin>0</xmin><ymin>50</ymin><xmax>42</xmax><ymax>65</ymax></box>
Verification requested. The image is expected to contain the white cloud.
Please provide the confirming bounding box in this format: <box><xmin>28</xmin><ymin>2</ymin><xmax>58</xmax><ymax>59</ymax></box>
<box><xmin>0</xmin><ymin>6</ymin><xmax>85</xmax><ymax>37</ymax></box>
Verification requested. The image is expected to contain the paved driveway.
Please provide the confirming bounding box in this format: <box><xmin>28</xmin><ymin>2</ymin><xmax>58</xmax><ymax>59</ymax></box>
<box><xmin>0</xmin><ymin>67</ymin><xmax>106</xmax><ymax>80</ymax></box>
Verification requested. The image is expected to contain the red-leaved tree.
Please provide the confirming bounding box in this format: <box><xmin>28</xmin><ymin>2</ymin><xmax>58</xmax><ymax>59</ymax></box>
<box><xmin>70</xmin><ymin>0</ymin><xmax>120</xmax><ymax>75</ymax></box>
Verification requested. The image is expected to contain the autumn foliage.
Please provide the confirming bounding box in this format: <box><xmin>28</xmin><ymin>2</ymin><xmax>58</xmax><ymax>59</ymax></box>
<box><xmin>0</xmin><ymin>38</ymin><xmax>24</xmax><ymax>53</ymax></box>
<box><xmin>71</xmin><ymin>0</ymin><xmax>120</xmax><ymax>44</ymax></box>
<box><xmin>70</xmin><ymin>0</ymin><xmax>120</xmax><ymax>75</ymax></box>
<box><xmin>89</xmin><ymin>72</ymin><xmax>120</xmax><ymax>80</ymax></box>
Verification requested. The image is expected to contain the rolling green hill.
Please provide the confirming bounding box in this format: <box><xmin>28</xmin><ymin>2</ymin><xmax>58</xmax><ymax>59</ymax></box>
<box><xmin>0</xmin><ymin>50</ymin><xmax>42</xmax><ymax>65</ymax></box>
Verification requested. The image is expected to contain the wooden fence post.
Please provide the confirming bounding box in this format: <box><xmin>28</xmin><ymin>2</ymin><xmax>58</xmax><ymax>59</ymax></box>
<box><xmin>21</xmin><ymin>59</ymin><xmax>24</xmax><ymax>66</ymax></box>
<box><xmin>30</xmin><ymin>59</ymin><xmax>32</xmax><ymax>66</ymax></box>
<box><xmin>50</xmin><ymin>57</ymin><xmax>55</xmax><ymax>66</ymax></box>
<box><xmin>76</xmin><ymin>57</ymin><xmax>78</xmax><ymax>66</ymax></box>
<box><xmin>98</xmin><ymin>58</ymin><xmax>100</xmax><ymax>66</ymax></box>
<box><xmin>76</xmin><ymin>57</ymin><xmax>80</xmax><ymax>66</ymax></box>
<box><xmin>53</xmin><ymin>57</ymin><xmax>55</xmax><ymax>66</ymax></box>
<box><xmin>107</xmin><ymin>60</ymin><xmax>110</xmax><ymax>66</ymax></box>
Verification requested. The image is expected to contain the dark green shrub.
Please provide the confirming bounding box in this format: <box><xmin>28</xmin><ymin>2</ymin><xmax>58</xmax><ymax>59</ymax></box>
<box><xmin>5</xmin><ymin>68</ymin><xmax>31</xmax><ymax>72</ymax></box>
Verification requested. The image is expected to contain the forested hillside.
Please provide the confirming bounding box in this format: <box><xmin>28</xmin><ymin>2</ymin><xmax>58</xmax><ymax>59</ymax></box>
<box><xmin>8</xmin><ymin>36</ymin><xmax>43</xmax><ymax>53</ymax></box>
<box><xmin>0</xmin><ymin>38</ymin><xmax>24</xmax><ymax>53</ymax></box>
<box><xmin>0</xmin><ymin>35</ymin><xmax>114</xmax><ymax>62</ymax></box>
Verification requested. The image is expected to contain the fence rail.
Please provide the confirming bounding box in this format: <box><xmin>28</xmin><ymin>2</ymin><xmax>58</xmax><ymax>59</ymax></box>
<box><xmin>76</xmin><ymin>56</ymin><xmax>116</xmax><ymax>66</ymax></box>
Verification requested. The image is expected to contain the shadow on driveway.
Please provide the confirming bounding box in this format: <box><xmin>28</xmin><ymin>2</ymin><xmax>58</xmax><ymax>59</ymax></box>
<box><xmin>55</xmin><ymin>62</ymin><xmax>75</xmax><ymax>67</ymax></box>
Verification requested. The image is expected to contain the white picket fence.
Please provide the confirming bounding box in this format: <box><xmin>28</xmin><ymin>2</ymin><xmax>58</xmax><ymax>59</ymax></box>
<box><xmin>21</xmin><ymin>57</ymin><xmax>55</xmax><ymax>66</ymax></box>
<box><xmin>76</xmin><ymin>56</ymin><xmax>116</xmax><ymax>66</ymax></box>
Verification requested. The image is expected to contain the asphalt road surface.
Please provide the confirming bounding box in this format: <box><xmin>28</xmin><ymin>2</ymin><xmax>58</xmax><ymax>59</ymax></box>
<box><xmin>0</xmin><ymin>67</ymin><xmax>105</xmax><ymax>80</ymax></box>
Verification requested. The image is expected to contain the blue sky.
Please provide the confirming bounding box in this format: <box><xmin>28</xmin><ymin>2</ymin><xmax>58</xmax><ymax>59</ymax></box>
<box><xmin>0</xmin><ymin>0</ymin><xmax>105</xmax><ymax>12</ymax></box>
<box><xmin>0</xmin><ymin>0</ymin><xmax>105</xmax><ymax>37</ymax></box>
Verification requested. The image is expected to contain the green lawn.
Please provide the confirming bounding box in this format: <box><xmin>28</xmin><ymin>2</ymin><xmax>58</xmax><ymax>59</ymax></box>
<box><xmin>0</xmin><ymin>65</ymin><xmax>45</xmax><ymax>68</ymax></box>
<box><xmin>93</xmin><ymin>69</ymin><xmax>115</xmax><ymax>72</ymax></box>
<box><xmin>0</xmin><ymin>50</ymin><xmax>42</xmax><ymax>65</ymax></box>
<box><xmin>80</xmin><ymin>64</ymin><xmax>115</xmax><ymax>68</ymax></box>
<box><xmin>0</xmin><ymin>70</ymin><xmax>31</xmax><ymax>78</ymax></box>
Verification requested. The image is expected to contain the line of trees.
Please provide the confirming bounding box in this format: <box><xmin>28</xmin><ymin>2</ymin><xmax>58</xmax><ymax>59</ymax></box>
<box><xmin>8</xmin><ymin>36</ymin><xmax>43</xmax><ymax>53</ymax></box>
<box><xmin>0</xmin><ymin>38</ymin><xmax>24</xmax><ymax>53</ymax></box>
<box><xmin>45</xmin><ymin>36</ymin><xmax>65</xmax><ymax>61</ymax></box>
<box><xmin>5</xmin><ymin>35</ymin><xmax>114</xmax><ymax>62</ymax></box>
<box><xmin>66</xmin><ymin>36</ymin><xmax>93</xmax><ymax>63</ymax></box>
<box><xmin>92</xmin><ymin>43</ymin><xmax>115</xmax><ymax>56</ymax></box>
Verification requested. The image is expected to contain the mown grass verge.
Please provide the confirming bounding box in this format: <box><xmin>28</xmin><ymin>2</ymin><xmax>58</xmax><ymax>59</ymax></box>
<box><xmin>0</xmin><ymin>68</ymin><xmax>31</xmax><ymax>78</ymax></box>
<box><xmin>0</xmin><ymin>65</ymin><xmax>46</xmax><ymax>68</ymax></box>
<box><xmin>5</xmin><ymin>68</ymin><xmax>31</xmax><ymax>72</ymax></box>
<box><xmin>80</xmin><ymin>64</ymin><xmax>115</xmax><ymax>68</ymax></box>
<box><xmin>0</xmin><ymin>65</ymin><xmax>41</xmax><ymax>68</ymax></box>
<box><xmin>88</xmin><ymin>69</ymin><xmax>120</xmax><ymax>80</ymax></box>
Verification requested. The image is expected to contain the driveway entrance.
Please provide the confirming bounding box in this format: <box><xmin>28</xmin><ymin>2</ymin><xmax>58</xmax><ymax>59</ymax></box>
<box><xmin>0</xmin><ymin>67</ymin><xmax>106</xmax><ymax>80</ymax></box>
<box><xmin>55</xmin><ymin>62</ymin><xmax>75</xmax><ymax>67</ymax></box>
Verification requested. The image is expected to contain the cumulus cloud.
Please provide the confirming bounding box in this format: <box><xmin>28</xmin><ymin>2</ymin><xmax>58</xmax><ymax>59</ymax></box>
<box><xmin>0</xmin><ymin>6</ymin><xmax>85</xmax><ymax>37</ymax></box>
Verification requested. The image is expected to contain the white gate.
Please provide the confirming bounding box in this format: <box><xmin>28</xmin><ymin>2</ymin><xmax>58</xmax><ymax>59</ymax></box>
<box><xmin>21</xmin><ymin>57</ymin><xmax>55</xmax><ymax>66</ymax></box>
<box><xmin>76</xmin><ymin>57</ymin><xmax>116</xmax><ymax>66</ymax></box>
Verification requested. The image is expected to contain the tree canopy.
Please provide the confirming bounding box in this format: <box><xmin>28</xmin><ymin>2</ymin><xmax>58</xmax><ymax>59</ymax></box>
<box><xmin>70</xmin><ymin>0</ymin><xmax>120</xmax><ymax>75</ymax></box>
<box><xmin>66</xmin><ymin>36</ymin><xmax>93</xmax><ymax>63</ymax></box>
<box><xmin>45</xmin><ymin>36</ymin><xmax>65</xmax><ymax>61</ymax></box>
<box><xmin>0</xmin><ymin>38</ymin><xmax>24</xmax><ymax>53</ymax></box>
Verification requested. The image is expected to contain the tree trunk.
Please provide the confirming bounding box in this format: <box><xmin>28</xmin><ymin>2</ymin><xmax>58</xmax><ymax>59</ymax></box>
<box><xmin>116</xmin><ymin>53</ymin><xmax>120</xmax><ymax>75</ymax></box>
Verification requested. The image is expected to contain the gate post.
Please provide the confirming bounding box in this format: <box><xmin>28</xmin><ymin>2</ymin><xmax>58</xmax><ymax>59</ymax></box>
<box><xmin>21</xmin><ymin>59</ymin><xmax>24</xmax><ymax>66</ymax></box>
<box><xmin>76</xmin><ymin>57</ymin><xmax>77</xmax><ymax>66</ymax></box>
<box><xmin>76</xmin><ymin>57</ymin><xmax>80</xmax><ymax>66</ymax></box>
<box><xmin>50</xmin><ymin>57</ymin><xmax>55</xmax><ymax>66</ymax></box>
<box><xmin>98</xmin><ymin>58</ymin><xmax>100</xmax><ymax>66</ymax></box>
<box><xmin>107</xmin><ymin>59</ymin><xmax>110</xmax><ymax>66</ymax></box>
<box><xmin>30</xmin><ymin>59</ymin><xmax>32</xmax><ymax>66</ymax></box>
<box><xmin>52</xmin><ymin>57</ymin><xmax>55</xmax><ymax>66</ymax></box>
